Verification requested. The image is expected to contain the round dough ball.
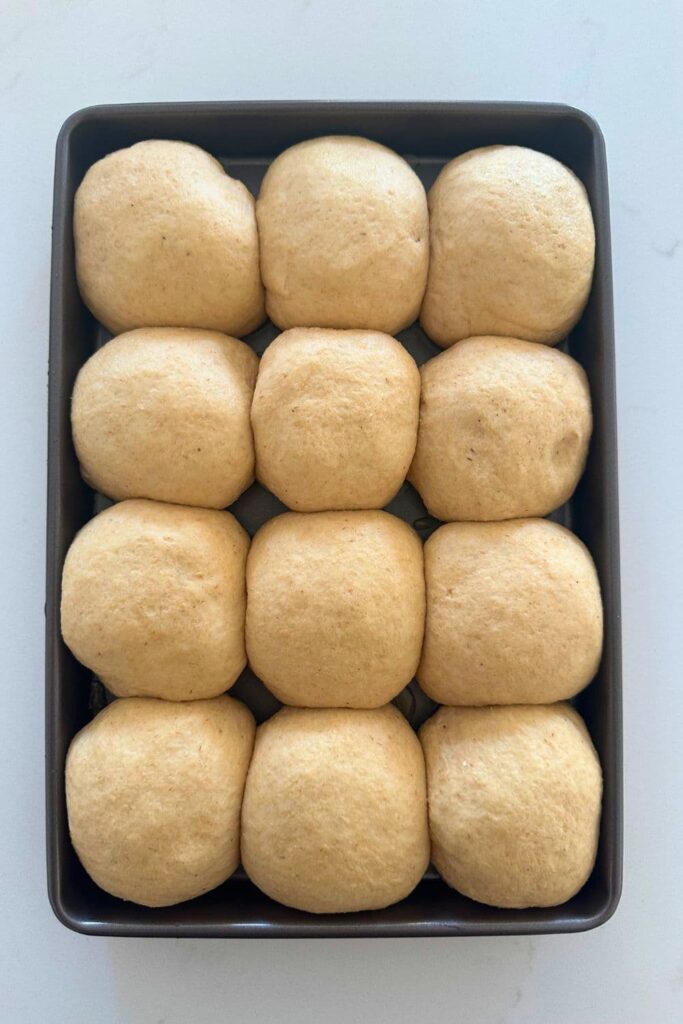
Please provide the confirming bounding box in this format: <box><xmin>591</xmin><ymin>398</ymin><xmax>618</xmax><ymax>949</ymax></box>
<box><xmin>251</xmin><ymin>327</ymin><xmax>420</xmax><ymax>511</ymax></box>
<box><xmin>420</xmin><ymin>145</ymin><xmax>595</xmax><ymax>347</ymax></box>
<box><xmin>257</xmin><ymin>136</ymin><xmax>429</xmax><ymax>333</ymax></box>
<box><xmin>72</xmin><ymin>328</ymin><xmax>258</xmax><ymax>508</ymax></box>
<box><xmin>419</xmin><ymin>519</ymin><xmax>603</xmax><ymax>705</ymax></box>
<box><xmin>66</xmin><ymin>695</ymin><xmax>255</xmax><ymax>907</ymax></box>
<box><xmin>409</xmin><ymin>336</ymin><xmax>592</xmax><ymax>521</ymax></box>
<box><xmin>246</xmin><ymin>511</ymin><xmax>425</xmax><ymax>707</ymax></box>
<box><xmin>420</xmin><ymin>704</ymin><xmax>602</xmax><ymax>908</ymax></box>
<box><xmin>74</xmin><ymin>139</ymin><xmax>265</xmax><ymax>336</ymax></box>
<box><xmin>61</xmin><ymin>499</ymin><xmax>249</xmax><ymax>700</ymax></box>
<box><xmin>241</xmin><ymin>705</ymin><xmax>429</xmax><ymax>913</ymax></box>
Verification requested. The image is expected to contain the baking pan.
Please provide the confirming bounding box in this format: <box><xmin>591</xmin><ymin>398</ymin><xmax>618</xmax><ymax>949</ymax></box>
<box><xmin>46</xmin><ymin>101</ymin><xmax>622</xmax><ymax>937</ymax></box>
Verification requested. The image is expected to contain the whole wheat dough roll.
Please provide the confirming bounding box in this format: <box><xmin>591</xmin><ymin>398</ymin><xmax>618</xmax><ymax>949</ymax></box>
<box><xmin>246</xmin><ymin>511</ymin><xmax>425</xmax><ymax>707</ymax></box>
<box><xmin>241</xmin><ymin>705</ymin><xmax>429</xmax><ymax>913</ymax></box>
<box><xmin>61</xmin><ymin>499</ymin><xmax>249</xmax><ymax>700</ymax></box>
<box><xmin>72</xmin><ymin>327</ymin><xmax>258</xmax><ymax>508</ymax></box>
<box><xmin>66</xmin><ymin>695</ymin><xmax>255</xmax><ymax>907</ymax></box>
<box><xmin>251</xmin><ymin>327</ymin><xmax>420</xmax><ymax>511</ymax></box>
<box><xmin>421</xmin><ymin>145</ymin><xmax>595</xmax><ymax>346</ymax></box>
<box><xmin>74</xmin><ymin>139</ymin><xmax>264</xmax><ymax>336</ymax></box>
<box><xmin>420</xmin><ymin>704</ymin><xmax>602</xmax><ymax>908</ymax></box>
<box><xmin>418</xmin><ymin>519</ymin><xmax>603</xmax><ymax>705</ymax></box>
<box><xmin>257</xmin><ymin>136</ymin><xmax>429</xmax><ymax>333</ymax></box>
<box><xmin>409</xmin><ymin>336</ymin><xmax>592</xmax><ymax>521</ymax></box>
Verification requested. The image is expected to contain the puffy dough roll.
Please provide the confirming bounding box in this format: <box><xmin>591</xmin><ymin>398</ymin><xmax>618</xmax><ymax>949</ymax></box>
<box><xmin>420</xmin><ymin>704</ymin><xmax>602</xmax><ymax>909</ymax></box>
<box><xmin>420</xmin><ymin>145</ymin><xmax>595</xmax><ymax>347</ymax></box>
<box><xmin>61</xmin><ymin>499</ymin><xmax>249</xmax><ymax>700</ymax></box>
<box><xmin>74</xmin><ymin>139</ymin><xmax>265</xmax><ymax>336</ymax></box>
<box><xmin>72</xmin><ymin>328</ymin><xmax>258</xmax><ymax>509</ymax></box>
<box><xmin>241</xmin><ymin>706</ymin><xmax>429</xmax><ymax>913</ymax></box>
<box><xmin>66</xmin><ymin>695</ymin><xmax>255</xmax><ymax>907</ymax></box>
<box><xmin>409</xmin><ymin>336</ymin><xmax>592</xmax><ymax>521</ymax></box>
<box><xmin>251</xmin><ymin>327</ymin><xmax>420</xmax><ymax>511</ymax></box>
<box><xmin>418</xmin><ymin>519</ymin><xmax>603</xmax><ymax>705</ymax></box>
<box><xmin>246</xmin><ymin>511</ymin><xmax>425</xmax><ymax>707</ymax></box>
<box><xmin>257</xmin><ymin>136</ymin><xmax>429</xmax><ymax>333</ymax></box>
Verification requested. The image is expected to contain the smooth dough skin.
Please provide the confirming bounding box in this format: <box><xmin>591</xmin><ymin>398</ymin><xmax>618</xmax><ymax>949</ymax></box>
<box><xmin>61</xmin><ymin>500</ymin><xmax>249</xmax><ymax>701</ymax></box>
<box><xmin>420</xmin><ymin>704</ymin><xmax>602</xmax><ymax>909</ymax></box>
<box><xmin>257</xmin><ymin>136</ymin><xmax>429</xmax><ymax>333</ymax></box>
<box><xmin>251</xmin><ymin>328</ymin><xmax>420</xmax><ymax>511</ymax></box>
<box><xmin>418</xmin><ymin>519</ymin><xmax>603</xmax><ymax>705</ymax></box>
<box><xmin>72</xmin><ymin>328</ymin><xmax>258</xmax><ymax>508</ymax></box>
<box><xmin>74</xmin><ymin>140</ymin><xmax>265</xmax><ymax>336</ymax></box>
<box><xmin>66</xmin><ymin>696</ymin><xmax>255</xmax><ymax>907</ymax></box>
<box><xmin>409</xmin><ymin>336</ymin><xmax>592</xmax><ymax>521</ymax></box>
<box><xmin>241</xmin><ymin>706</ymin><xmax>429</xmax><ymax>913</ymax></box>
<box><xmin>245</xmin><ymin>511</ymin><xmax>425</xmax><ymax>707</ymax></box>
<box><xmin>420</xmin><ymin>145</ymin><xmax>595</xmax><ymax>347</ymax></box>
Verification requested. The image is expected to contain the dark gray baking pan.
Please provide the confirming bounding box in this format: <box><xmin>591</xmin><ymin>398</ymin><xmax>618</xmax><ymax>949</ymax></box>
<box><xmin>46</xmin><ymin>101</ymin><xmax>622</xmax><ymax>937</ymax></box>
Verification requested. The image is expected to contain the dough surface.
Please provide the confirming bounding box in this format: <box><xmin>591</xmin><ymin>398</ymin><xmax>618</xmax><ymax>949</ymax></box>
<box><xmin>72</xmin><ymin>327</ymin><xmax>258</xmax><ymax>508</ymax></box>
<box><xmin>418</xmin><ymin>519</ymin><xmax>603</xmax><ymax>704</ymax></box>
<box><xmin>420</xmin><ymin>704</ymin><xmax>602</xmax><ymax>908</ymax></box>
<box><xmin>257</xmin><ymin>135</ymin><xmax>429</xmax><ymax>333</ymax></box>
<box><xmin>421</xmin><ymin>145</ymin><xmax>595</xmax><ymax>346</ymax></box>
<box><xmin>61</xmin><ymin>499</ymin><xmax>249</xmax><ymax>700</ymax></box>
<box><xmin>241</xmin><ymin>705</ymin><xmax>429</xmax><ymax>913</ymax></box>
<box><xmin>66</xmin><ymin>695</ymin><xmax>255</xmax><ymax>907</ymax></box>
<box><xmin>251</xmin><ymin>327</ymin><xmax>420</xmax><ymax>511</ymax></box>
<box><xmin>75</xmin><ymin>139</ymin><xmax>264</xmax><ymax>336</ymax></box>
<box><xmin>409</xmin><ymin>336</ymin><xmax>592</xmax><ymax>521</ymax></box>
<box><xmin>246</xmin><ymin>511</ymin><xmax>425</xmax><ymax>707</ymax></box>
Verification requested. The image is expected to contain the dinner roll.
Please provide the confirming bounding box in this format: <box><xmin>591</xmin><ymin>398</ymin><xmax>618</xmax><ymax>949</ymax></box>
<box><xmin>420</xmin><ymin>704</ymin><xmax>602</xmax><ymax>908</ymax></box>
<box><xmin>409</xmin><ymin>336</ymin><xmax>592</xmax><ymax>521</ymax></box>
<box><xmin>72</xmin><ymin>328</ymin><xmax>258</xmax><ymax>508</ymax></box>
<box><xmin>421</xmin><ymin>145</ymin><xmax>595</xmax><ymax>346</ymax></box>
<box><xmin>419</xmin><ymin>519</ymin><xmax>603</xmax><ymax>705</ymax></box>
<box><xmin>66</xmin><ymin>695</ymin><xmax>255</xmax><ymax>906</ymax></box>
<box><xmin>246</xmin><ymin>511</ymin><xmax>425</xmax><ymax>707</ymax></box>
<box><xmin>251</xmin><ymin>328</ymin><xmax>420</xmax><ymax>511</ymax></box>
<box><xmin>74</xmin><ymin>140</ymin><xmax>264</xmax><ymax>336</ymax></box>
<box><xmin>257</xmin><ymin>136</ymin><xmax>429</xmax><ymax>333</ymax></box>
<box><xmin>61</xmin><ymin>500</ymin><xmax>248</xmax><ymax>700</ymax></box>
<box><xmin>241</xmin><ymin>706</ymin><xmax>429</xmax><ymax>913</ymax></box>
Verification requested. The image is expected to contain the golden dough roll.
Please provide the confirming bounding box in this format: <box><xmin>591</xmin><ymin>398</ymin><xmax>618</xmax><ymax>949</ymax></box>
<box><xmin>61</xmin><ymin>499</ymin><xmax>249</xmax><ymax>701</ymax></box>
<box><xmin>241</xmin><ymin>706</ymin><xmax>429</xmax><ymax>913</ymax></box>
<box><xmin>257</xmin><ymin>135</ymin><xmax>428</xmax><ymax>333</ymax></box>
<box><xmin>66</xmin><ymin>695</ymin><xmax>255</xmax><ymax>907</ymax></box>
<box><xmin>74</xmin><ymin>139</ymin><xmax>264</xmax><ymax>336</ymax></box>
<box><xmin>421</xmin><ymin>145</ymin><xmax>595</xmax><ymax>347</ymax></box>
<box><xmin>420</xmin><ymin>704</ymin><xmax>602</xmax><ymax>909</ymax></box>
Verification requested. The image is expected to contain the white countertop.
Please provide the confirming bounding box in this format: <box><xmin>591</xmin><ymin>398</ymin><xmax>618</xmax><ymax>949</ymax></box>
<box><xmin>1</xmin><ymin>1</ymin><xmax>682</xmax><ymax>1021</ymax></box>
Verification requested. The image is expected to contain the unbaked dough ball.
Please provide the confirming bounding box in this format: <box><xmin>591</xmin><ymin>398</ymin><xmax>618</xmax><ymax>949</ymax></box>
<box><xmin>61</xmin><ymin>499</ymin><xmax>249</xmax><ymax>700</ymax></box>
<box><xmin>246</xmin><ymin>511</ymin><xmax>425</xmax><ymax>707</ymax></box>
<box><xmin>409</xmin><ymin>336</ymin><xmax>592</xmax><ymax>521</ymax></box>
<box><xmin>251</xmin><ymin>327</ymin><xmax>420</xmax><ymax>511</ymax></box>
<box><xmin>420</xmin><ymin>704</ymin><xmax>602</xmax><ymax>908</ymax></box>
<box><xmin>241</xmin><ymin>706</ymin><xmax>429</xmax><ymax>913</ymax></box>
<box><xmin>66</xmin><ymin>695</ymin><xmax>255</xmax><ymax>907</ymax></box>
<box><xmin>74</xmin><ymin>140</ymin><xmax>264</xmax><ymax>336</ymax></box>
<box><xmin>421</xmin><ymin>145</ymin><xmax>595</xmax><ymax>346</ymax></box>
<box><xmin>72</xmin><ymin>328</ymin><xmax>258</xmax><ymax>508</ymax></box>
<box><xmin>419</xmin><ymin>519</ymin><xmax>603</xmax><ymax>705</ymax></box>
<box><xmin>257</xmin><ymin>136</ymin><xmax>429</xmax><ymax>333</ymax></box>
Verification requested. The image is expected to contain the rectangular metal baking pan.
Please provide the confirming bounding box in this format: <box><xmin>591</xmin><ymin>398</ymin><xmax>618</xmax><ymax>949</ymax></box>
<box><xmin>47</xmin><ymin>101</ymin><xmax>622</xmax><ymax>937</ymax></box>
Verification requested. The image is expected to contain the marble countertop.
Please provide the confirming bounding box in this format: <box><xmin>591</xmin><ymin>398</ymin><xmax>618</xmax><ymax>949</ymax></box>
<box><xmin>1</xmin><ymin>1</ymin><xmax>681</xmax><ymax>1021</ymax></box>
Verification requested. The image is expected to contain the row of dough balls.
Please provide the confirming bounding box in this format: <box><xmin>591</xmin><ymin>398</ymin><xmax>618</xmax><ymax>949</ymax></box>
<box><xmin>71</xmin><ymin>327</ymin><xmax>592</xmax><ymax>521</ymax></box>
<box><xmin>66</xmin><ymin>697</ymin><xmax>601</xmax><ymax>912</ymax></box>
<box><xmin>74</xmin><ymin>136</ymin><xmax>595</xmax><ymax>347</ymax></box>
<box><xmin>61</xmin><ymin>501</ymin><xmax>602</xmax><ymax>708</ymax></box>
